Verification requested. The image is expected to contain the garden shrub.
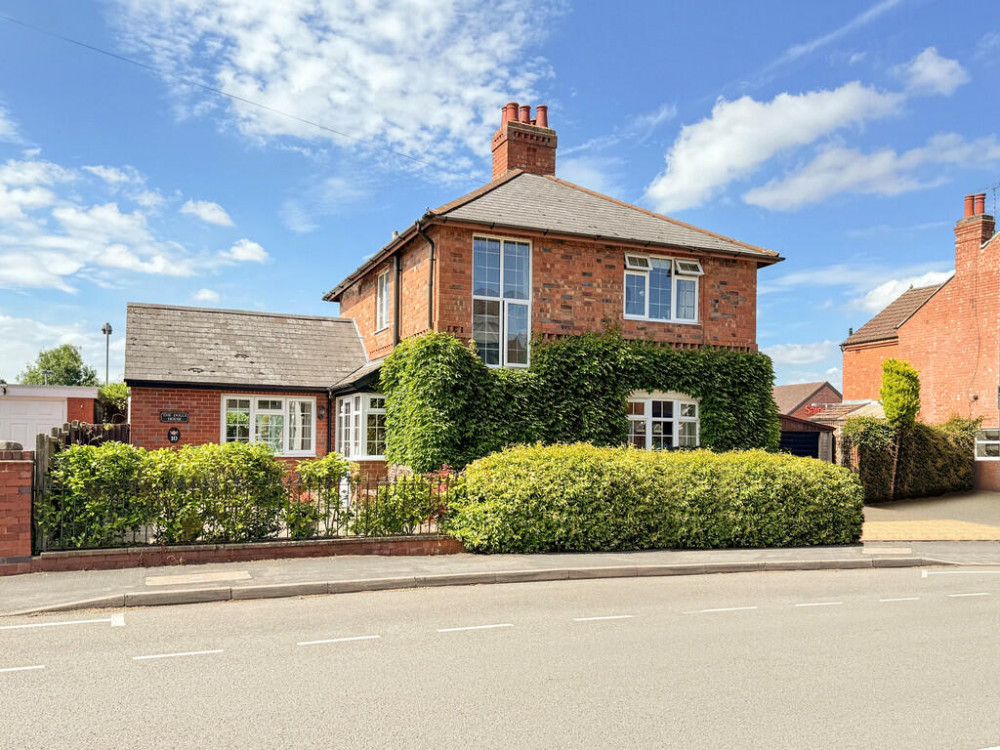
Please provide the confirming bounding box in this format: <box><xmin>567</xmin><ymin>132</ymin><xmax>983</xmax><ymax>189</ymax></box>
<box><xmin>841</xmin><ymin>417</ymin><xmax>975</xmax><ymax>503</ymax></box>
<box><xmin>447</xmin><ymin>443</ymin><xmax>863</xmax><ymax>553</ymax></box>
<box><xmin>39</xmin><ymin>442</ymin><xmax>149</xmax><ymax>549</ymax></box>
<box><xmin>381</xmin><ymin>331</ymin><xmax>780</xmax><ymax>471</ymax></box>
<box><xmin>350</xmin><ymin>468</ymin><xmax>456</xmax><ymax>536</ymax></box>
<box><xmin>288</xmin><ymin>452</ymin><xmax>353</xmax><ymax>539</ymax></box>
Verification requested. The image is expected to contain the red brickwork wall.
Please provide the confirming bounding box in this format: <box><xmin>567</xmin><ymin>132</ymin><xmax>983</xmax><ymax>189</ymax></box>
<box><xmin>67</xmin><ymin>397</ymin><xmax>95</xmax><ymax>423</ymax></box>
<box><xmin>340</xmin><ymin>224</ymin><xmax>761</xmax><ymax>358</ymax></box>
<box><xmin>130</xmin><ymin>386</ymin><xmax>331</xmax><ymax>458</ymax></box>
<box><xmin>842</xmin><ymin>342</ymin><xmax>900</xmax><ymax>402</ymax></box>
<box><xmin>491</xmin><ymin>121</ymin><xmax>557</xmax><ymax>180</ymax></box>
<box><xmin>0</xmin><ymin>450</ymin><xmax>33</xmax><ymax>575</ymax></box>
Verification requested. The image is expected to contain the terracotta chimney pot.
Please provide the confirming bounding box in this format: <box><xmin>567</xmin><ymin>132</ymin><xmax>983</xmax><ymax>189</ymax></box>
<box><xmin>975</xmin><ymin>193</ymin><xmax>986</xmax><ymax>215</ymax></box>
<box><xmin>504</xmin><ymin>102</ymin><xmax>518</xmax><ymax>126</ymax></box>
<box><xmin>535</xmin><ymin>105</ymin><xmax>548</xmax><ymax>128</ymax></box>
<box><xmin>519</xmin><ymin>104</ymin><xmax>531</xmax><ymax>123</ymax></box>
<box><xmin>964</xmin><ymin>194</ymin><xmax>975</xmax><ymax>218</ymax></box>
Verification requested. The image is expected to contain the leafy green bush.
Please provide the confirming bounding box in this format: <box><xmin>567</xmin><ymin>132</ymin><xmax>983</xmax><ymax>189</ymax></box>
<box><xmin>448</xmin><ymin>443</ymin><xmax>863</xmax><ymax>553</ymax></box>
<box><xmin>880</xmin><ymin>359</ymin><xmax>920</xmax><ymax>429</ymax></box>
<box><xmin>350</xmin><ymin>471</ymin><xmax>453</xmax><ymax>536</ymax></box>
<box><xmin>288</xmin><ymin>452</ymin><xmax>354</xmax><ymax>539</ymax></box>
<box><xmin>39</xmin><ymin>442</ymin><xmax>149</xmax><ymax>548</ymax></box>
<box><xmin>380</xmin><ymin>331</ymin><xmax>780</xmax><ymax>471</ymax></box>
<box><xmin>841</xmin><ymin>417</ymin><xmax>975</xmax><ymax>503</ymax></box>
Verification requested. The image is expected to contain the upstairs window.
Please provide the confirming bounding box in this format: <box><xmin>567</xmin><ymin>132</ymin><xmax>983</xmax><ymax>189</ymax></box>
<box><xmin>472</xmin><ymin>236</ymin><xmax>531</xmax><ymax>367</ymax></box>
<box><xmin>626</xmin><ymin>392</ymin><xmax>699</xmax><ymax>451</ymax></box>
<box><xmin>376</xmin><ymin>270</ymin><xmax>390</xmax><ymax>332</ymax></box>
<box><xmin>624</xmin><ymin>256</ymin><xmax>702</xmax><ymax>323</ymax></box>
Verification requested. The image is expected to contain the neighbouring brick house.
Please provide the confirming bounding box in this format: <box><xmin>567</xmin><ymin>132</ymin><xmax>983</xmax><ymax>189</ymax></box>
<box><xmin>841</xmin><ymin>192</ymin><xmax>1000</xmax><ymax>489</ymax></box>
<box><xmin>772</xmin><ymin>381</ymin><xmax>841</xmax><ymax>461</ymax></box>
<box><xmin>126</xmin><ymin>103</ymin><xmax>782</xmax><ymax>470</ymax></box>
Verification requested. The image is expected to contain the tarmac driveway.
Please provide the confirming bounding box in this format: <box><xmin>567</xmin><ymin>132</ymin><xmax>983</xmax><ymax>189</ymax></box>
<box><xmin>863</xmin><ymin>491</ymin><xmax>1000</xmax><ymax>541</ymax></box>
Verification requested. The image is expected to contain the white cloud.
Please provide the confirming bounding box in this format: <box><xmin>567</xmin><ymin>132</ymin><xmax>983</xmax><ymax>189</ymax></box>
<box><xmin>848</xmin><ymin>52</ymin><xmax>867</xmax><ymax>65</ymax></box>
<box><xmin>220</xmin><ymin>238</ymin><xmax>268</xmax><ymax>263</ymax></box>
<box><xmin>761</xmin><ymin>260</ymin><xmax>952</xmax><ymax>298</ymax></box>
<box><xmin>975</xmin><ymin>31</ymin><xmax>1000</xmax><ymax>62</ymax></box>
<box><xmin>0</xmin><ymin>312</ymin><xmax>126</xmax><ymax>382</ymax></box>
<box><xmin>558</xmin><ymin>156</ymin><xmax>624</xmax><ymax>197</ymax></box>
<box><xmin>644</xmin><ymin>82</ymin><xmax>901</xmax><ymax>212</ymax></box>
<box><xmin>280</xmin><ymin>200</ymin><xmax>318</xmax><ymax>234</ymax></box>
<box><xmin>562</xmin><ymin>103</ymin><xmax>676</xmax><ymax>157</ymax></box>
<box><xmin>82</xmin><ymin>165</ymin><xmax>143</xmax><ymax>184</ymax></box>
<box><xmin>898</xmin><ymin>47</ymin><xmax>969</xmax><ymax>95</ymax></box>
<box><xmin>763</xmin><ymin>340</ymin><xmax>840</xmax><ymax>366</ymax></box>
<box><xmin>180</xmin><ymin>199</ymin><xmax>234</xmax><ymax>226</ymax></box>
<box><xmin>854</xmin><ymin>270</ymin><xmax>954</xmax><ymax>313</ymax></box>
<box><xmin>0</xmin><ymin>104</ymin><xmax>18</xmax><ymax>142</ymax></box>
<box><xmin>743</xmin><ymin>133</ymin><xmax>1000</xmax><ymax>210</ymax></box>
<box><xmin>108</xmin><ymin>0</ymin><xmax>560</xmax><ymax>177</ymax></box>
<box><xmin>193</xmin><ymin>288</ymin><xmax>220</xmax><ymax>303</ymax></box>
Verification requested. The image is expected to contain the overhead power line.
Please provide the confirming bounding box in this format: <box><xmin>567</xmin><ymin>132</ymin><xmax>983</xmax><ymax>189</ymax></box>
<box><xmin>0</xmin><ymin>11</ymin><xmax>434</xmax><ymax>168</ymax></box>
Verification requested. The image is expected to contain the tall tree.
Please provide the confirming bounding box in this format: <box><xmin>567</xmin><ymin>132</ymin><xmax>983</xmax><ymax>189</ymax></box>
<box><xmin>18</xmin><ymin>344</ymin><xmax>99</xmax><ymax>386</ymax></box>
<box><xmin>880</xmin><ymin>358</ymin><xmax>921</xmax><ymax>499</ymax></box>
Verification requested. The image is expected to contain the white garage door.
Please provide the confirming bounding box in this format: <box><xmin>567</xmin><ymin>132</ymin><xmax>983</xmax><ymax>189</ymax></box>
<box><xmin>0</xmin><ymin>398</ymin><xmax>66</xmax><ymax>447</ymax></box>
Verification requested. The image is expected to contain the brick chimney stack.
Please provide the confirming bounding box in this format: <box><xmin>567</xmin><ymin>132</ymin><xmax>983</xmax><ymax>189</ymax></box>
<box><xmin>955</xmin><ymin>192</ymin><xmax>996</xmax><ymax>279</ymax></box>
<box><xmin>491</xmin><ymin>102</ymin><xmax>557</xmax><ymax>181</ymax></box>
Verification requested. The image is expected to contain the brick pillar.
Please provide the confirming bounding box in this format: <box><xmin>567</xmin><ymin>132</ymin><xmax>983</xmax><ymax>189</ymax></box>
<box><xmin>0</xmin><ymin>450</ymin><xmax>34</xmax><ymax>575</ymax></box>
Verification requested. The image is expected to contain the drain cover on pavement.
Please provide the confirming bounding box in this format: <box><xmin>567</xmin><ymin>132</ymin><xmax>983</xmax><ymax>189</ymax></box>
<box><xmin>145</xmin><ymin>570</ymin><xmax>252</xmax><ymax>586</ymax></box>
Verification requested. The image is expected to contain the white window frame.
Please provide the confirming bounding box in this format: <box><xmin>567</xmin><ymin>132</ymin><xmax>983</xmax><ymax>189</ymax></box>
<box><xmin>626</xmin><ymin>391</ymin><xmax>700</xmax><ymax>451</ymax></box>
<box><xmin>335</xmin><ymin>392</ymin><xmax>386</xmax><ymax>460</ymax></box>
<box><xmin>219</xmin><ymin>394</ymin><xmax>317</xmax><ymax>457</ymax></box>
<box><xmin>975</xmin><ymin>428</ymin><xmax>1000</xmax><ymax>461</ymax></box>
<box><xmin>623</xmin><ymin>255</ymin><xmax>701</xmax><ymax>324</ymax></box>
<box><xmin>375</xmin><ymin>269</ymin><xmax>390</xmax><ymax>333</ymax></box>
<box><xmin>472</xmin><ymin>234</ymin><xmax>532</xmax><ymax>369</ymax></box>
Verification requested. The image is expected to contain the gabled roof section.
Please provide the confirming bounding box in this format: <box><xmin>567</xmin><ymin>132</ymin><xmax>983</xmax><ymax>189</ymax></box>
<box><xmin>842</xmin><ymin>283</ymin><xmax>945</xmax><ymax>347</ymax></box>
<box><xmin>434</xmin><ymin>172</ymin><xmax>780</xmax><ymax>260</ymax></box>
<box><xmin>125</xmin><ymin>303</ymin><xmax>367</xmax><ymax>389</ymax></box>
<box><xmin>324</xmin><ymin>170</ymin><xmax>781</xmax><ymax>302</ymax></box>
<box><xmin>772</xmin><ymin>381</ymin><xmax>841</xmax><ymax>416</ymax></box>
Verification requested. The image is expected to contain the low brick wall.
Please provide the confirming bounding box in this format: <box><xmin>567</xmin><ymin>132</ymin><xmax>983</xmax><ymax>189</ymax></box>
<box><xmin>30</xmin><ymin>535</ymin><xmax>464</xmax><ymax>573</ymax></box>
<box><xmin>0</xmin><ymin>450</ymin><xmax>33</xmax><ymax>576</ymax></box>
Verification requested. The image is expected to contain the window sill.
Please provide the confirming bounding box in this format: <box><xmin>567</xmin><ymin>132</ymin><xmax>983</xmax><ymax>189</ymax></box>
<box><xmin>623</xmin><ymin>315</ymin><xmax>700</xmax><ymax>326</ymax></box>
<box><xmin>374</xmin><ymin>326</ymin><xmax>390</xmax><ymax>334</ymax></box>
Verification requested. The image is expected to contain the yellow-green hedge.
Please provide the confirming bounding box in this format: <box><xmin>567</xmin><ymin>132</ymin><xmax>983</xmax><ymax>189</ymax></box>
<box><xmin>447</xmin><ymin>444</ymin><xmax>863</xmax><ymax>552</ymax></box>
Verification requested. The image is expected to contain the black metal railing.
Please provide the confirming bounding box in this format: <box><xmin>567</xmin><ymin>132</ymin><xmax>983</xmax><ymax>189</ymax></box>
<box><xmin>34</xmin><ymin>470</ymin><xmax>458</xmax><ymax>552</ymax></box>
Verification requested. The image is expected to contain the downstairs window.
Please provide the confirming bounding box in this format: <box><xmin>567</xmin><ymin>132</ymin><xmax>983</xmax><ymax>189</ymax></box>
<box><xmin>626</xmin><ymin>392</ymin><xmax>699</xmax><ymax>450</ymax></box>
<box><xmin>221</xmin><ymin>395</ymin><xmax>316</xmax><ymax>456</ymax></box>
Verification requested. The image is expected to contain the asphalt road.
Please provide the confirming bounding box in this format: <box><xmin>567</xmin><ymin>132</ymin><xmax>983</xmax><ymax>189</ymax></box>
<box><xmin>1</xmin><ymin>568</ymin><xmax>999</xmax><ymax>749</ymax></box>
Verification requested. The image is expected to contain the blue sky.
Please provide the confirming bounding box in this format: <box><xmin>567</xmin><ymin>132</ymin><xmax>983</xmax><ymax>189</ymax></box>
<box><xmin>1</xmin><ymin>0</ymin><xmax>998</xmax><ymax>386</ymax></box>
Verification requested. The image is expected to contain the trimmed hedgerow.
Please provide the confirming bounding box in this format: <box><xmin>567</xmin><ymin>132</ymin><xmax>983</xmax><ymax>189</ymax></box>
<box><xmin>446</xmin><ymin>443</ymin><xmax>863</xmax><ymax>553</ymax></box>
<box><xmin>840</xmin><ymin>416</ymin><xmax>976</xmax><ymax>503</ymax></box>
<box><xmin>380</xmin><ymin>331</ymin><xmax>780</xmax><ymax>472</ymax></box>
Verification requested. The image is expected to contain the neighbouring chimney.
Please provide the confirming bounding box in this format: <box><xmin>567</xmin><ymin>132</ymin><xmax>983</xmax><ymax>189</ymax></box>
<box><xmin>491</xmin><ymin>102</ymin><xmax>558</xmax><ymax>181</ymax></box>
<box><xmin>955</xmin><ymin>190</ymin><xmax>996</xmax><ymax>279</ymax></box>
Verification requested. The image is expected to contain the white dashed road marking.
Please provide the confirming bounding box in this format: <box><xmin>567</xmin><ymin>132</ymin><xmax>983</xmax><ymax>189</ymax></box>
<box><xmin>880</xmin><ymin>597</ymin><xmax>920</xmax><ymax>602</ymax></box>
<box><xmin>298</xmin><ymin>635</ymin><xmax>380</xmax><ymax>646</ymax></box>
<box><xmin>132</xmin><ymin>649</ymin><xmax>223</xmax><ymax>661</ymax></box>
<box><xmin>795</xmin><ymin>601</ymin><xmax>843</xmax><ymax>608</ymax></box>
<box><xmin>110</xmin><ymin>612</ymin><xmax>125</xmax><ymax>627</ymax></box>
<box><xmin>573</xmin><ymin>615</ymin><xmax>634</xmax><ymax>622</ymax></box>
<box><xmin>947</xmin><ymin>592</ymin><xmax>991</xmax><ymax>598</ymax></box>
<box><xmin>0</xmin><ymin>617</ymin><xmax>116</xmax><ymax>631</ymax></box>
<box><xmin>0</xmin><ymin>665</ymin><xmax>44</xmax><ymax>674</ymax></box>
<box><xmin>683</xmin><ymin>606</ymin><xmax>758</xmax><ymax>615</ymax></box>
<box><xmin>437</xmin><ymin>623</ymin><xmax>513</xmax><ymax>633</ymax></box>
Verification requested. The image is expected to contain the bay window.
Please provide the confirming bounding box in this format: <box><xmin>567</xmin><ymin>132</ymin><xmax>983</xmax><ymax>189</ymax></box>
<box><xmin>472</xmin><ymin>236</ymin><xmax>531</xmax><ymax>367</ymax></box>
<box><xmin>624</xmin><ymin>254</ymin><xmax>702</xmax><ymax>323</ymax></box>
<box><xmin>336</xmin><ymin>393</ymin><xmax>386</xmax><ymax>460</ymax></box>
<box><xmin>627</xmin><ymin>392</ymin><xmax>699</xmax><ymax>450</ymax></box>
<box><xmin>221</xmin><ymin>395</ymin><xmax>316</xmax><ymax>456</ymax></box>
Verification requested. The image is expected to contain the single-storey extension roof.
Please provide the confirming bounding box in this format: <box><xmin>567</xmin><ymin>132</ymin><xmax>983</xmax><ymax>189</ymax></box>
<box><xmin>124</xmin><ymin>303</ymin><xmax>367</xmax><ymax>390</ymax></box>
<box><xmin>325</xmin><ymin>170</ymin><xmax>781</xmax><ymax>301</ymax></box>
<box><xmin>772</xmin><ymin>381</ymin><xmax>841</xmax><ymax>416</ymax></box>
<box><xmin>809</xmin><ymin>400</ymin><xmax>885</xmax><ymax>426</ymax></box>
<box><xmin>842</xmin><ymin>283</ymin><xmax>945</xmax><ymax>347</ymax></box>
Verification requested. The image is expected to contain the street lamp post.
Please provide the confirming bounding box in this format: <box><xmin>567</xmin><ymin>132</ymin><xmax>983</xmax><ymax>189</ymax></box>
<box><xmin>101</xmin><ymin>323</ymin><xmax>113</xmax><ymax>386</ymax></box>
<box><xmin>40</xmin><ymin>369</ymin><xmax>53</xmax><ymax>386</ymax></box>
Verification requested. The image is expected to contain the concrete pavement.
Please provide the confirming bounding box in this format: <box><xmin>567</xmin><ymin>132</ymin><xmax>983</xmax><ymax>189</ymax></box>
<box><xmin>2</xmin><ymin>569</ymin><xmax>999</xmax><ymax>749</ymax></box>
<box><xmin>863</xmin><ymin>491</ymin><xmax>1000</xmax><ymax>540</ymax></box>
<box><xmin>4</xmin><ymin>540</ymin><xmax>1000</xmax><ymax>616</ymax></box>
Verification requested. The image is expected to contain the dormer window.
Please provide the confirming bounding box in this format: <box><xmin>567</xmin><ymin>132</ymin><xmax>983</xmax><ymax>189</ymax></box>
<box><xmin>623</xmin><ymin>253</ymin><xmax>701</xmax><ymax>324</ymax></box>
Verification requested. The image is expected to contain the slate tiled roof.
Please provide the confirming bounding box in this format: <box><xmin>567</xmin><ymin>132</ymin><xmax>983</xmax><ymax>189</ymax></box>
<box><xmin>325</xmin><ymin>170</ymin><xmax>780</xmax><ymax>301</ymax></box>
<box><xmin>842</xmin><ymin>283</ymin><xmax>944</xmax><ymax>347</ymax></box>
<box><xmin>331</xmin><ymin>358</ymin><xmax>384</xmax><ymax>391</ymax></box>
<box><xmin>772</xmin><ymin>381</ymin><xmax>839</xmax><ymax>416</ymax></box>
<box><xmin>125</xmin><ymin>304</ymin><xmax>367</xmax><ymax>389</ymax></box>
<box><xmin>809</xmin><ymin>401</ymin><xmax>885</xmax><ymax>425</ymax></box>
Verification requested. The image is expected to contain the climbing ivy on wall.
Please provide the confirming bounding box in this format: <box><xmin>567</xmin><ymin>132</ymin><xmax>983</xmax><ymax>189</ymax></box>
<box><xmin>380</xmin><ymin>331</ymin><xmax>780</xmax><ymax>473</ymax></box>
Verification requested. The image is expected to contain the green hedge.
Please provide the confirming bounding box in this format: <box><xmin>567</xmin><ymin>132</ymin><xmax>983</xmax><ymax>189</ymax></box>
<box><xmin>841</xmin><ymin>417</ymin><xmax>977</xmax><ymax>503</ymax></box>
<box><xmin>446</xmin><ymin>444</ymin><xmax>863</xmax><ymax>552</ymax></box>
<box><xmin>380</xmin><ymin>331</ymin><xmax>780</xmax><ymax>472</ymax></box>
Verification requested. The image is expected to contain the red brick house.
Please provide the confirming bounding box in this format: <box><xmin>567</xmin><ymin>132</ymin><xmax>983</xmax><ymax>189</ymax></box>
<box><xmin>125</xmin><ymin>103</ymin><xmax>782</xmax><ymax>470</ymax></box>
<box><xmin>841</xmin><ymin>192</ymin><xmax>999</xmax><ymax>488</ymax></box>
<box><xmin>772</xmin><ymin>381</ymin><xmax>842</xmax><ymax>420</ymax></box>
